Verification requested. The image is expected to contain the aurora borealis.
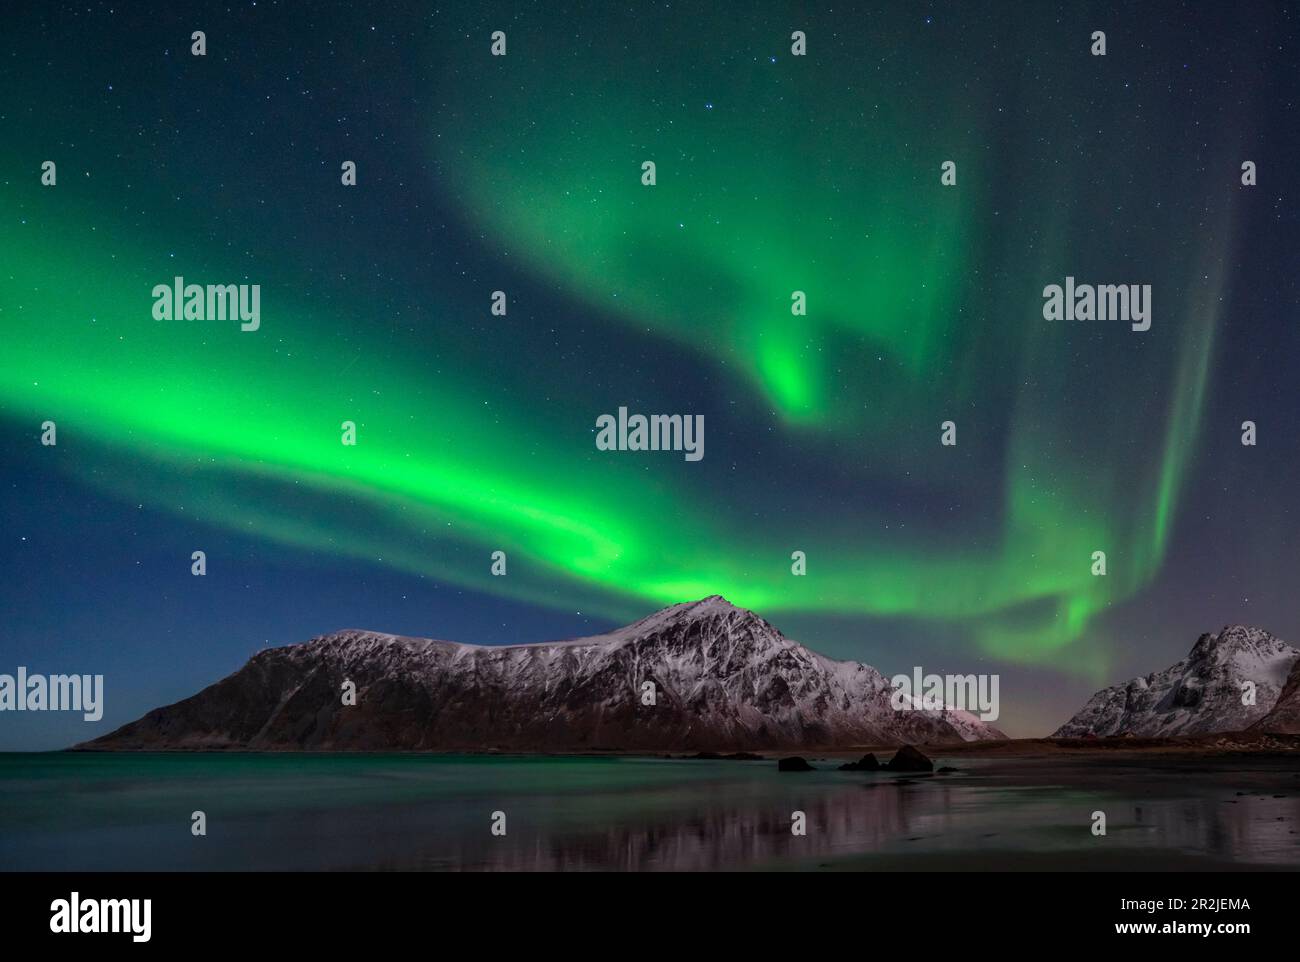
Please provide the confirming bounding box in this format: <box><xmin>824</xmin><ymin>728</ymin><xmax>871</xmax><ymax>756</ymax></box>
<box><xmin>2</xmin><ymin>1</ymin><xmax>1298</xmax><ymax>747</ymax></box>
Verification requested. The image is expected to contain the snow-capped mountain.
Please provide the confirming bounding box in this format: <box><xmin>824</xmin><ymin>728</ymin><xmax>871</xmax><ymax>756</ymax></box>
<box><xmin>1251</xmin><ymin>658</ymin><xmax>1300</xmax><ymax>734</ymax></box>
<box><xmin>1053</xmin><ymin>625</ymin><xmax>1299</xmax><ymax>738</ymax></box>
<box><xmin>82</xmin><ymin>595</ymin><xmax>1005</xmax><ymax>751</ymax></box>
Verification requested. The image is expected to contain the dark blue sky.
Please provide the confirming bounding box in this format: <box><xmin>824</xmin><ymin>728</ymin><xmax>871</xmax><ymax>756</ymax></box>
<box><xmin>2</xmin><ymin>1</ymin><xmax>1298</xmax><ymax>749</ymax></box>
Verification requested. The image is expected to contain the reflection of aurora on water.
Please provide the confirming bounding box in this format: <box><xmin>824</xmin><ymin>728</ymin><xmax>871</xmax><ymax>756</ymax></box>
<box><xmin>3</xmin><ymin>754</ymin><xmax>1298</xmax><ymax>871</ymax></box>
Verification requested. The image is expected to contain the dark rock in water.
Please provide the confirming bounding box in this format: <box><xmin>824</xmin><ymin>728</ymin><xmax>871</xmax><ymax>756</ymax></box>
<box><xmin>837</xmin><ymin>753</ymin><xmax>881</xmax><ymax>771</ymax></box>
<box><xmin>884</xmin><ymin>744</ymin><xmax>934</xmax><ymax>772</ymax></box>
<box><xmin>778</xmin><ymin>756</ymin><xmax>815</xmax><ymax>772</ymax></box>
<box><xmin>937</xmin><ymin>766</ymin><xmax>959</xmax><ymax>773</ymax></box>
<box><xmin>689</xmin><ymin>751</ymin><xmax>763</xmax><ymax>761</ymax></box>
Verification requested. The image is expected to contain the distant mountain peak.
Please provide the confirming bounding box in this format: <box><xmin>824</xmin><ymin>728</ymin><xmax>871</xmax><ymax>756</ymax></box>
<box><xmin>635</xmin><ymin>594</ymin><xmax>752</xmax><ymax>622</ymax></box>
<box><xmin>1191</xmin><ymin>624</ymin><xmax>1288</xmax><ymax>661</ymax></box>
<box><xmin>1054</xmin><ymin>625</ymin><xmax>1299</xmax><ymax>738</ymax></box>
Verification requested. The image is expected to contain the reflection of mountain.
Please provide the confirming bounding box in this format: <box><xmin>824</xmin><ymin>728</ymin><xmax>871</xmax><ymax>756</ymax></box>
<box><xmin>390</xmin><ymin>783</ymin><xmax>945</xmax><ymax>872</ymax></box>
<box><xmin>81</xmin><ymin>596</ymin><xmax>1004</xmax><ymax>751</ymax></box>
<box><xmin>9</xmin><ymin>753</ymin><xmax>1299</xmax><ymax>871</ymax></box>
<box><xmin>1055</xmin><ymin>626</ymin><xmax>1299</xmax><ymax>737</ymax></box>
<box><xmin>503</xmin><ymin>770</ymin><xmax>1297</xmax><ymax>872</ymax></box>
<box><xmin>368</xmin><ymin>758</ymin><xmax>1300</xmax><ymax>872</ymax></box>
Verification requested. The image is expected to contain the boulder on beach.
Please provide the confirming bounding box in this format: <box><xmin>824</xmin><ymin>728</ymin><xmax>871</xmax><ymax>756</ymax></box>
<box><xmin>884</xmin><ymin>745</ymin><xmax>934</xmax><ymax>772</ymax></box>
<box><xmin>838</xmin><ymin>753</ymin><xmax>881</xmax><ymax>771</ymax></box>
<box><xmin>778</xmin><ymin>756</ymin><xmax>815</xmax><ymax>772</ymax></box>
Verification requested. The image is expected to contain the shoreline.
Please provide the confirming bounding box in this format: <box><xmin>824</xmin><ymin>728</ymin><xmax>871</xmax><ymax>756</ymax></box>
<box><xmin>51</xmin><ymin>730</ymin><xmax>1300</xmax><ymax>758</ymax></box>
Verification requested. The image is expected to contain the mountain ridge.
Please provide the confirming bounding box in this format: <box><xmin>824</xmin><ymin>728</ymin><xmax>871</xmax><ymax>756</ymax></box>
<box><xmin>79</xmin><ymin>596</ymin><xmax>1007</xmax><ymax>752</ymax></box>
<box><xmin>1053</xmin><ymin>625</ymin><xmax>1299</xmax><ymax>738</ymax></box>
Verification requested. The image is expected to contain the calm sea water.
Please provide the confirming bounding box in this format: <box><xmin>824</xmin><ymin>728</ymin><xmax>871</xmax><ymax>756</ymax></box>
<box><xmin>2</xmin><ymin>752</ymin><xmax>1298</xmax><ymax>870</ymax></box>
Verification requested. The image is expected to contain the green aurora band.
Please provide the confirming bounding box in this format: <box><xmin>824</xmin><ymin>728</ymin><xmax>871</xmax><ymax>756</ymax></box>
<box><xmin>0</xmin><ymin>20</ymin><xmax>1239</xmax><ymax>677</ymax></box>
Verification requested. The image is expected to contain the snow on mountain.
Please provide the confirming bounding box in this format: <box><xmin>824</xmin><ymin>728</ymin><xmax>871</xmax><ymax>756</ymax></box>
<box><xmin>81</xmin><ymin>595</ymin><xmax>1006</xmax><ymax>751</ymax></box>
<box><xmin>1251</xmin><ymin>657</ymin><xmax>1300</xmax><ymax>734</ymax></box>
<box><xmin>1053</xmin><ymin>625</ymin><xmax>1299</xmax><ymax>738</ymax></box>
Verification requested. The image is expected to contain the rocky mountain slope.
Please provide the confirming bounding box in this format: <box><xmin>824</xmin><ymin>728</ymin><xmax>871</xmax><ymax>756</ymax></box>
<box><xmin>1251</xmin><ymin>657</ymin><xmax>1300</xmax><ymax>734</ymax></box>
<box><xmin>1054</xmin><ymin>626</ymin><xmax>1299</xmax><ymax>737</ymax></box>
<box><xmin>81</xmin><ymin>596</ymin><xmax>1005</xmax><ymax>751</ymax></box>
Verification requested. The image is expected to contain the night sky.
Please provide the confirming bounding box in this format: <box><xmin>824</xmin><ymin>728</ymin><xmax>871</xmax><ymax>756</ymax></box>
<box><xmin>2</xmin><ymin>1</ymin><xmax>1298</xmax><ymax>749</ymax></box>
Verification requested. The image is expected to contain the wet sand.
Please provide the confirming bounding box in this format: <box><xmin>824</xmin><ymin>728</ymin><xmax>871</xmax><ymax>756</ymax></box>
<box><xmin>5</xmin><ymin>746</ymin><xmax>1300</xmax><ymax>870</ymax></box>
